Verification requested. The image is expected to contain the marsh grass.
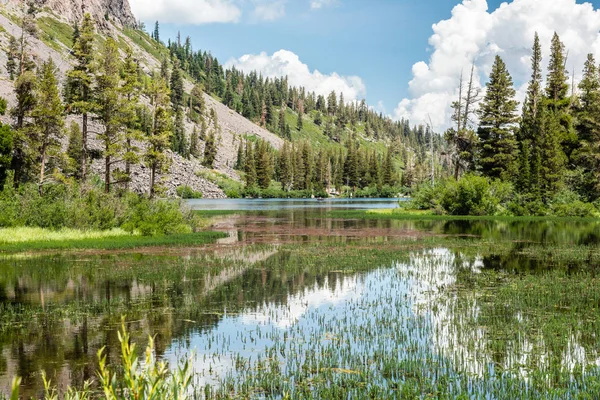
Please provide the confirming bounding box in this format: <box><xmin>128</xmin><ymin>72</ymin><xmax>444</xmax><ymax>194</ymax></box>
<box><xmin>0</xmin><ymin>227</ymin><xmax>131</xmax><ymax>243</ymax></box>
<box><xmin>330</xmin><ymin>209</ymin><xmax>600</xmax><ymax>222</ymax></box>
<box><xmin>0</xmin><ymin>231</ymin><xmax>227</xmax><ymax>254</ymax></box>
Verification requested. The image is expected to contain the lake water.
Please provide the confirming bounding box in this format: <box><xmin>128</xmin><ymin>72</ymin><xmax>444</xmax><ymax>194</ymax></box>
<box><xmin>186</xmin><ymin>197</ymin><xmax>405</xmax><ymax>210</ymax></box>
<box><xmin>1</xmin><ymin>200</ymin><xmax>600</xmax><ymax>397</ymax></box>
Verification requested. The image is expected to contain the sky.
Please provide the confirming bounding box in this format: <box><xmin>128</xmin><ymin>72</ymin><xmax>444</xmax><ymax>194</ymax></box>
<box><xmin>129</xmin><ymin>0</ymin><xmax>600</xmax><ymax>131</ymax></box>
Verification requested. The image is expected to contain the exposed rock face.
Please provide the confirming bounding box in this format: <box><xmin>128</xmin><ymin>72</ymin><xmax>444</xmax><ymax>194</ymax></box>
<box><xmin>8</xmin><ymin>0</ymin><xmax>137</xmax><ymax>28</ymax></box>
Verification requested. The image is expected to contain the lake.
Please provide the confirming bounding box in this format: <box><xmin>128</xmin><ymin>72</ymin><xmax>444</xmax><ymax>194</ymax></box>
<box><xmin>1</xmin><ymin>200</ymin><xmax>600</xmax><ymax>398</ymax></box>
<box><xmin>186</xmin><ymin>197</ymin><xmax>406</xmax><ymax>210</ymax></box>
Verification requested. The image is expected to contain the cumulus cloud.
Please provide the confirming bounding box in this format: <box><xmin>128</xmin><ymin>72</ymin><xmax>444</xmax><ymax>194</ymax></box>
<box><xmin>130</xmin><ymin>0</ymin><xmax>241</xmax><ymax>25</ymax></box>
<box><xmin>226</xmin><ymin>49</ymin><xmax>367</xmax><ymax>101</ymax></box>
<box><xmin>251</xmin><ymin>0</ymin><xmax>287</xmax><ymax>21</ymax></box>
<box><xmin>310</xmin><ymin>0</ymin><xmax>336</xmax><ymax>10</ymax></box>
<box><xmin>395</xmin><ymin>0</ymin><xmax>600</xmax><ymax>131</ymax></box>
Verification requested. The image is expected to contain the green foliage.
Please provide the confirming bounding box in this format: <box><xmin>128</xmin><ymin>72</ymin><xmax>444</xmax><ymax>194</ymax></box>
<box><xmin>0</xmin><ymin>180</ymin><xmax>197</xmax><ymax>234</ymax></box>
<box><xmin>36</xmin><ymin>16</ymin><xmax>74</xmax><ymax>51</ymax></box>
<box><xmin>410</xmin><ymin>175</ymin><xmax>515</xmax><ymax>216</ymax></box>
<box><xmin>196</xmin><ymin>169</ymin><xmax>244</xmax><ymax>198</ymax></box>
<box><xmin>408</xmin><ymin>182</ymin><xmax>446</xmax><ymax>212</ymax></box>
<box><xmin>549</xmin><ymin>190</ymin><xmax>598</xmax><ymax>217</ymax></box>
<box><xmin>0</xmin><ymin>124</ymin><xmax>13</xmax><ymax>189</ymax></box>
<box><xmin>8</xmin><ymin>320</ymin><xmax>193</xmax><ymax>400</ymax></box>
<box><xmin>121</xmin><ymin>196</ymin><xmax>194</xmax><ymax>236</ymax></box>
<box><xmin>176</xmin><ymin>185</ymin><xmax>203</xmax><ymax>199</ymax></box>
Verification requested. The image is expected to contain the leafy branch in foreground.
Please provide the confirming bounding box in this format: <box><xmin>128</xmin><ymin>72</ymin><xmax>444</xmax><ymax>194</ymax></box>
<box><xmin>7</xmin><ymin>319</ymin><xmax>194</xmax><ymax>400</ymax></box>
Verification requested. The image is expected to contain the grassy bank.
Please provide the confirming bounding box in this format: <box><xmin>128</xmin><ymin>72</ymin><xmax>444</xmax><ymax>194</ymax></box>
<box><xmin>329</xmin><ymin>208</ymin><xmax>600</xmax><ymax>221</ymax></box>
<box><xmin>0</xmin><ymin>228</ymin><xmax>227</xmax><ymax>254</ymax></box>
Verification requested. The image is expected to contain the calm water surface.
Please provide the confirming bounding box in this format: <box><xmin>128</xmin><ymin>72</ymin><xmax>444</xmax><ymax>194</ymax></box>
<box><xmin>1</xmin><ymin>199</ymin><xmax>600</xmax><ymax>397</ymax></box>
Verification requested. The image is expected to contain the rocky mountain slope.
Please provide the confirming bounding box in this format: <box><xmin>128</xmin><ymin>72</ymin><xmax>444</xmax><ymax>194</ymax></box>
<box><xmin>6</xmin><ymin>0</ymin><xmax>137</xmax><ymax>29</ymax></box>
<box><xmin>0</xmin><ymin>1</ymin><xmax>284</xmax><ymax>198</ymax></box>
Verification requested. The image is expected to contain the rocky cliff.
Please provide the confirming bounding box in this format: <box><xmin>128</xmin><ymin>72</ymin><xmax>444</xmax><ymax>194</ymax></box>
<box><xmin>7</xmin><ymin>0</ymin><xmax>137</xmax><ymax>28</ymax></box>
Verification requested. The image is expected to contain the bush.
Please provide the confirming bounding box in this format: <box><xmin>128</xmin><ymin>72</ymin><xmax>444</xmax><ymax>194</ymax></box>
<box><xmin>121</xmin><ymin>196</ymin><xmax>194</xmax><ymax>236</ymax></box>
<box><xmin>176</xmin><ymin>185</ymin><xmax>203</xmax><ymax>199</ymax></box>
<box><xmin>409</xmin><ymin>182</ymin><xmax>446</xmax><ymax>211</ymax></box>
<box><xmin>440</xmin><ymin>175</ymin><xmax>516</xmax><ymax>216</ymax></box>
<box><xmin>0</xmin><ymin>181</ymin><xmax>197</xmax><ymax>235</ymax></box>
<box><xmin>549</xmin><ymin>190</ymin><xmax>597</xmax><ymax>217</ymax></box>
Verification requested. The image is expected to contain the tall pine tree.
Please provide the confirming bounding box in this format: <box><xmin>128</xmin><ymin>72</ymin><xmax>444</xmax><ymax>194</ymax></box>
<box><xmin>477</xmin><ymin>55</ymin><xmax>519</xmax><ymax>180</ymax></box>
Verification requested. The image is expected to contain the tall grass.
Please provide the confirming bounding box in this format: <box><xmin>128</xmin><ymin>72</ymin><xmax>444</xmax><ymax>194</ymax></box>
<box><xmin>6</xmin><ymin>320</ymin><xmax>194</xmax><ymax>400</ymax></box>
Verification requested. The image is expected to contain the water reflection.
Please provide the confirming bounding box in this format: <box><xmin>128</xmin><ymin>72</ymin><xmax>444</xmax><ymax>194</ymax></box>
<box><xmin>2</xmin><ymin>214</ymin><xmax>600</xmax><ymax>396</ymax></box>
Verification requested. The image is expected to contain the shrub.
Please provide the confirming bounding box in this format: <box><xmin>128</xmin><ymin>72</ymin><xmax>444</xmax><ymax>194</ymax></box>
<box><xmin>0</xmin><ymin>181</ymin><xmax>197</xmax><ymax>235</ymax></box>
<box><xmin>409</xmin><ymin>182</ymin><xmax>445</xmax><ymax>211</ymax></box>
<box><xmin>121</xmin><ymin>197</ymin><xmax>193</xmax><ymax>236</ymax></box>
<box><xmin>176</xmin><ymin>185</ymin><xmax>203</xmax><ymax>199</ymax></box>
<box><xmin>549</xmin><ymin>190</ymin><xmax>597</xmax><ymax>217</ymax></box>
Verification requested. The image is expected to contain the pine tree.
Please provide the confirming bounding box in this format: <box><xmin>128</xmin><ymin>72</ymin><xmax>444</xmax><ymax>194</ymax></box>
<box><xmin>327</xmin><ymin>91</ymin><xmax>337</xmax><ymax>116</ymax></box>
<box><xmin>153</xmin><ymin>21</ymin><xmax>160</xmax><ymax>42</ymax></box>
<box><xmin>66</xmin><ymin>121</ymin><xmax>83</xmax><ymax>179</ymax></box>
<box><xmin>244</xmin><ymin>142</ymin><xmax>256</xmax><ymax>187</ymax></box>
<box><xmin>302</xmin><ymin>142</ymin><xmax>313</xmax><ymax>190</ymax></box>
<box><xmin>293</xmin><ymin>144</ymin><xmax>305</xmax><ymax>190</ymax></box>
<box><xmin>120</xmin><ymin>47</ymin><xmax>143</xmax><ymax>189</ymax></box>
<box><xmin>145</xmin><ymin>74</ymin><xmax>172</xmax><ymax>198</ymax></box>
<box><xmin>574</xmin><ymin>54</ymin><xmax>600</xmax><ymax>199</ymax></box>
<box><xmin>6</xmin><ymin>36</ymin><xmax>19</xmax><ymax>80</ymax></box>
<box><xmin>539</xmin><ymin>104</ymin><xmax>566</xmax><ymax>199</ymax></box>
<box><xmin>95</xmin><ymin>38</ymin><xmax>122</xmax><ymax>193</ymax></box>
<box><xmin>382</xmin><ymin>150</ymin><xmax>394</xmax><ymax>186</ymax></box>
<box><xmin>279</xmin><ymin>142</ymin><xmax>293</xmax><ymax>191</ymax></box>
<box><xmin>296</xmin><ymin>110</ymin><xmax>303</xmax><ymax>131</ymax></box>
<box><xmin>66</xmin><ymin>13</ymin><xmax>95</xmax><ymax>182</ymax></box>
<box><xmin>203</xmin><ymin>130</ymin><xmax>217</xmax><ymax>168</ymax></box>
<box><xmin>189</xmin><ymin>126</ymin><xmax>200</xmax><ymax>158</ymax></box>
<box><xmin>234</xmin><ymin>140</ymin><xmax>244</xmax><ymax>170</ymax></box>
<box><xmin>519</xmin><ymin>32</ymin><xmax>543</xmax><ymax>194</ymax></box>
<box><xmin>11</xmin><ymin>70</ymin><xmax>37</xmax><ymax>185</ymax></box>
<box><xmin>546</xmin><ymin>32</ymin><xmax>569</xmax><ymax>103</ymax></box>
<box><xmin>256</xmin><ymin>140</ymin><xmax>272</xmax><ymax>189</ymax></box>
<box><xmin>0</xmin><ymin>123</ymin><xmax>12</xmax><ymax>189</ymax></box>
<box><xmin>477</xmin><ymin>55</ymin><xmax>519</xmax><ymax>179</ymax></box>
<box><xmin>31</xmin><ymin>58</ymin><xmax>64</xmax><ymax>194</ymax></box>
<box><xmin>170</xmin><ymin>58</ymin><xmax>184</xmax><ymax>111</ymax></box>
<box><xmin>172</xmin><ymin>108</ymin><xmax>187</xmax><ymax>156</ymax></box>
<box><xmin>278</xmin><ymin>103</ymin><xmax>286</xmax><ymax>136</ymax></box>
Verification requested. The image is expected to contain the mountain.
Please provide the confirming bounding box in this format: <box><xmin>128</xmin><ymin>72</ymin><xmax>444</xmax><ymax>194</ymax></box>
<box><xmin>6</xmin><ymin>0</ymin><xmax>137</xmax><ymax>29</ymax></box>
<box><xmin>0</xmin><ymin>1</ymin><xmax>442</xmax><ymax>198</ymax></box>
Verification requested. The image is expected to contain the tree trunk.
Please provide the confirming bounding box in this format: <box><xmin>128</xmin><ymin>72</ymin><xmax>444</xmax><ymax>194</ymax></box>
<box><xmin>125</xmin><ymin>138</ymin><xmax>131</xmax><ymax>191</ymax></box>
<box><xmin>104</xmin><ymin>154</ymin><xmax>110</xmax><ymax>193</ymax></box>
<box><xmin>39</xmin><ymin>143</ymin><xmax>47</xmax><ymax>195</ymax></box>
<box><xmin>82</xmin><ymin>113</ymin><xmax>88</xmax><ymax>182</ymax></box>
<box><xmin>454</xmin><ymin>158</ymin><xmax>460</xmax><ymax>180</ymax></box>
<box><xmin>149</xmin><ymin>164</ymin><xmax>155</xmax><ymax>198</ymax></box>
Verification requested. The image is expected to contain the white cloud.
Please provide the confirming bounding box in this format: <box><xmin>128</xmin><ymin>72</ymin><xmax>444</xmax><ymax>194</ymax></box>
<box><xmin>395</xmin><ymin>0</ymin><xmax>600</xmax><ymax>131</ymax></box>
<box><xmin>130</xmin><ymin>0</ymin><xmax>241</xmax><ymax>25</ymax></box>
<box><xmin>251</xmin><ymin>0</ymin><xmax>287</xmax><ymax>21</ymax></box>
<box><xmin>310</xmin><ymin>0</ymin><xmax>336</xmax><ymax>10</ymax></box>
<box><xmin>226</xmin><ymin>49</ymin><xmax>367</xmax><ymax>101</ymax></box>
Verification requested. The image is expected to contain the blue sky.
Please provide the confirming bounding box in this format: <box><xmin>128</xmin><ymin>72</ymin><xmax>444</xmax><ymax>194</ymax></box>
<box><xmin>131</xmin><ymin>0</ymin><xmax>600</xmax><ymax>129</ymax></box>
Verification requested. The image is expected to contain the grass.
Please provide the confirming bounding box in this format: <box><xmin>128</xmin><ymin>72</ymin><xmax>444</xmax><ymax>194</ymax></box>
<box><xmin>0</xmin><ymin>226</ymin><xmax>131</xmax><ymax>243</ymax></box>
<box><xmin>37</xmin><ymin>16</ymin><xmax>74</xmax><ymax>51</ymax></box>
<box><xmin>330</xmin><ymin>208</ymin><xmax>600</xmax><ymax>221</ymax></box>
<box><xmin>0</xmin><ymin>230</ymin><xmax>227</xmax><ymax>254</ymax></box>
<box><xmin>196</xmin><ymin>169</ymin><xmax>244</xmax><ymax>198</ymax></box>
<box><xmin>122</xmin><ymin>27</ymin><xmax>169</xmax><ymax>61</ymax></box>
